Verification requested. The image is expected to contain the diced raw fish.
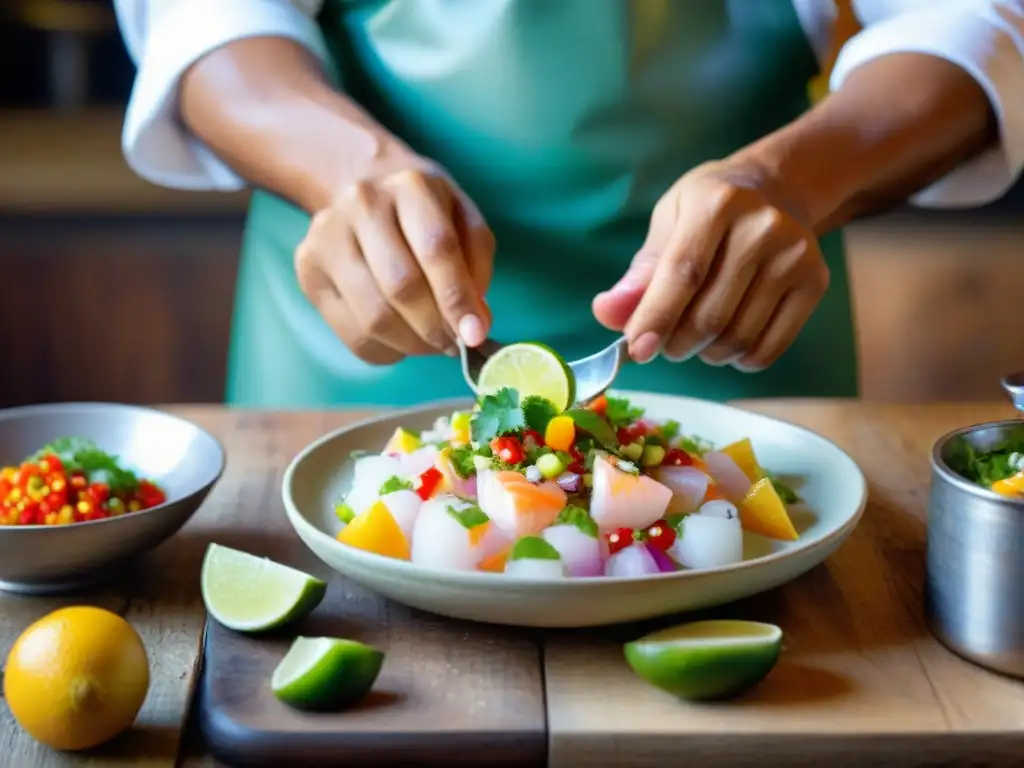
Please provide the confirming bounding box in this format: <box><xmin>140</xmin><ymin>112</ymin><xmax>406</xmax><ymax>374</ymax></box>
<box><xmin>604</xmin><ymin>542</ymin><xmax>661</xmax><ymax>577</ymax></box>
<box><xmin>703</xmin><ymin>451</ymin><xmax>752</xmax><ymax>503</ymax></box>
<box><xmin>589</xmin><ymin>456</ymin><xmax>672</xmax><ymax>532</ymax></box>
<box><xmin>347</xmin><ymin>454</ymin><xmax>405</xmax><ymax>513</ymax></box>
<box><xmin>651</xmin><ymin>466</ymin><xmax>711</xmax><ymax>515</ymax></box>
<box><xmin>380</xmin><ymin>489</ymin><xmax>422</xmax><ymax>541</ymax></box>
<box><xmin>669</xmin><ymin>512</ymin><xmax>743</xmax><ymax>570</ymax></box>
<box><xmin>504</xmin><ymin>558</ymin><xmax>566</xmax><ymax>579</ymax></box>
<box><xmin>477</xmin><ymin>470</ymin><xmax>567</xmax><ymax>539</ymax></box>
<box><xmin>699</xmin><ymin>499</ymin><xmax>739</xmax><ymax>519</ymax></box>
<box><xmin>410</xmin><ymin>495</ymin><xmax>507</xmax><ymax>571</ymax></box>
<box><xmin>541</xmin><ymin>524</ymin><xmax>604</xmax><ymax>577</ymax></box>
<box><xmin>398</xmin><ymin>446</ymin><xmax>438</xmax><ymax>477</ymax></box>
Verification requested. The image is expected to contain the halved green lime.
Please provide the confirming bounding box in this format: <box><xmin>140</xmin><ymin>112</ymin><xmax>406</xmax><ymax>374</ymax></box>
<box><xmin>271</xmin><ymin>636</ymin><xmax>385</xmax><ymax>711</ymax></box>
<box><xmin>201</xmin><ymin>543</ymin><xmax>327</xmax><ymax>633</ymax></box>
<box><xmin>624</xmin><ymin>619</ymin><xmax>782</xmax><ymax>701</ymax></box>
<box><xmin>476</xmin><ymin>341</ymin><xmax>576</xmax><ymax>411</ymax></box>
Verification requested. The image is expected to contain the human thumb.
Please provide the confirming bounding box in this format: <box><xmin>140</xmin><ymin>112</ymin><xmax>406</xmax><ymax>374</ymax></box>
<box><xmin>592</xmin><ymin>248</ymin><xmax>660</xmax><ymax>331</ymax></box>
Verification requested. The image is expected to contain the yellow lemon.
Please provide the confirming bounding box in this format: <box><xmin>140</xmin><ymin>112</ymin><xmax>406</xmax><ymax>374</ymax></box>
<box><xmin>3</xmin><ymin>606</ymin><xmax>150</xmax><ymax>751</ymax></box>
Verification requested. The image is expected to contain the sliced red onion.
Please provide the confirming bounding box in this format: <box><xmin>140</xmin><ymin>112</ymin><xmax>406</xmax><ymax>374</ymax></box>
<box><xmin>460</xmin><ymin>475</ymin><xmax>478</xmax><ymax>498</ymax></box>
<box><xmin>645</xmin><ymin>543</ymin><xmax>678</xmax><ymax>573</ymax></box>
<box><xmin>604</xmin><ymin>543</ymin><xmax>661</xmax><ymax>578</ymax></box>
<box><xmin>556</xmin><ymin>472</ymin><xmax>581</xmax><ymax>493</ymax></box>
<box><xmin>652</xmin><ymin>466</ymin><xmax>711</xmax><ymax>515</ymax></box>
<box><xmin>542</xmin><ymin>524</ymin><xmax>604</xmax><ymax>577</ymax></box>
<box><xmin>704</xmin><ymin>451</ymin><xmax>752</xmax><ymax>503</ymax></box>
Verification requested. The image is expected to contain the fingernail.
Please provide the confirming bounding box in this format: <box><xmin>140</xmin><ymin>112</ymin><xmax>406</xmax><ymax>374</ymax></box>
<box><xmin>733</xmin><ymin>360</ymin><xmax>762</xmax><ymax>373</ymax></box>
<box><xmin>630</xmin><ymin>332</ymin><xmax>662</xmax><ymax>364</ymax></box>
<box><xmin>444</xmin><ymin>345</ymin><xmax>459</xmax><ymax>358</ymax></box>
<box><xmin>662</xmin><ymin>350</ymin><xmax>694</xmax><ymax>363</ymax></box>
<box><xmin>458</xmin><ymin>314</ymin><xmax>486</xmax><ymax>347</ymax></box>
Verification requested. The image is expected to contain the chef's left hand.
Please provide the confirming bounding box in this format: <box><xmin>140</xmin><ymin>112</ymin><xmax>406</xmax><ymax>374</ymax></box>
<box><xmin>592</xmin><ymin>161</ymin><xmax>829</xmax><ymax>371</ymax></box>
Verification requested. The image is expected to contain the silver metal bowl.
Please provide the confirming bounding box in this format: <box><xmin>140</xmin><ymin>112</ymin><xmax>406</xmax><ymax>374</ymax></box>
<box><xmin>926</xmin><ymin>419</ymin><xmax>1023</xmax><ymax>678</ymax></box>
<box><xmin>0</xmin><ymin>402</ymin><xmax>225</xmax><ymax>595</ymax></box>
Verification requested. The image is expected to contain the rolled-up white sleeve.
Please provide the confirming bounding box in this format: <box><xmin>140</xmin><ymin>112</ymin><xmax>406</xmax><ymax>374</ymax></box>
<box><xmin>829</xmin><ymin>0</ymin><xmax>1024</xmax><ymax>208</ymax></box>
<box><xmin>114</xmin><ymin>0</ymin><xmax>328</xmax><ymax>191</ymax></box>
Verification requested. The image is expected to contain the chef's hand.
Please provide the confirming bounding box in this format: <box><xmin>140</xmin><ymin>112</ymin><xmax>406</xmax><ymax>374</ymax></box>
<box><xmin>295</xmin><ymin>151</ymin><xmax>494</xmax><ymax>365</ymax></box>
<box><xmin>592</xmin><ymin>161</ymin><xmax>829</xmax><ymax>371</ymax></box>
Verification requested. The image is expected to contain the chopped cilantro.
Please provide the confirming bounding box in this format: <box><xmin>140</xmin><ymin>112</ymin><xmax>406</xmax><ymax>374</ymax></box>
<box><xmin>678</xmin><ymin>434</ymin><xmax>714</xmax><ymax>457</ymax></box>
<box><xmin>470</xmin><ymin>387</ymin><xmax>525</xmax><ymax>443</ymax></box>
<box><xmin>659</xmin><ymin>419</ymin><xmax>681</xmax><ymax>443</ymax></box>
<box><xmin>523</xmin><ymin>396</ymin><xmax>559</xmax><ymax>434</ymax></box>
<box><xmin>447</xmin><ymin>503</ymin><xmax>490</xmax><ymax>529</ymax></box>
<box><xmin>766</xmin><ymin>472</ymin><xmax>800</xmax><ymax>504</ymax></box>
<box><xmin>553</xmin><ymin>505</ymin><xmax>598</xmax><ymax>538</ymax></box>
<box><xmin>448</xmin><ymin>445</ymin><xmax>478</xmax><ymax>478</ymax></box>
<box><xmin>953</xmin><ymin>439</ymin><xmax>1024</xmax><ymax>488</ymax></box>
<box><xmin>565</xmin><ymin>408</ymin><xmax>619</xmax><ymax>450</ymax></box>
<box><xmin>29</xmin><ymin>437</ymin><xmax>139</xmax><ymax>494</ymax></box>
<box><xmin>379</xmin><ymin>475</ymin><xmax>413</xmax><ymax>495</ymax></box>
<box><xmin>509</xmin><ymin>535</ymin><xmax>561</xmax><ymax>561</ymax></box>
<box><xmin>605</xmin><ymin>396</ymin><xmax>645</xmax><ymax>428</ymax></box>
<box><xmin>335</xmin><ymin>501</ymin><xmax>356</xmax><ymax>524</ymax></box>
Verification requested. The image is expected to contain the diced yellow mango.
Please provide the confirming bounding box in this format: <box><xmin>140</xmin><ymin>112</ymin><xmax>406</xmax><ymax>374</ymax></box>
<box><xmin>451</xmin><ymin>411</ymin><xmax>472</xmax><ymax>445</ymax></box>
<box><xmin>739</xmin><ymin>477</ymin><xmax>799</xmax><ymax>541</ymax></box>
<box><xmin>544</xmin><ymin>415</ymin><xmax>576</xmax><ymax>452</ymax></box>
<box><xmin>721</xmin><ymin>438</ymin><xmax>765</xmax><ymax>483</ymax></box>
<box><xmin>336</xmin><ymin>501</ymin><xmax>410</xmax><ymax>559</ymax></box>
<box><xmin>384</xmin><ymin>427</ymin><xmax>422</xmax><ymax>455</ymax></box>
<box><xmin>992</xmin><ymin>471</ymin><xmax>1024</xmax><ymax>498</ymax></box>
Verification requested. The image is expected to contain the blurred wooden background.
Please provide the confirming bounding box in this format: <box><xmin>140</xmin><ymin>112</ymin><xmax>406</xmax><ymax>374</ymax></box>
<box><xmin>1</xmin><ymin>111</ymin><xmax>1022</xmax><ymax>407</ymax></box>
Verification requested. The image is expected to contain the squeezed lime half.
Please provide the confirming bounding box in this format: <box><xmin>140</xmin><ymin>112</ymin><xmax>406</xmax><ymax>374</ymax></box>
<box><xmin>624</xmin><ymin>619</ymin><xmax>783</xmax><ymax>701</ymax></box>
<box><xmin>271</xmin><ymin>636</ymin><xmax>385</xmax><ymax>711</ymax></box>
<box><xmin>476</xmin><ymin>341</ymin><xmax>576</xmax><ymax>411</ymax></box>
<box><xmin>201</xmin><ymin>543</ymin><xmax>327</xmax><ymax>633</ymax></box>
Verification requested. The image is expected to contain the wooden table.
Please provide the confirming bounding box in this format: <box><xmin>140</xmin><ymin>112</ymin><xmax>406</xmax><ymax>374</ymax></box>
<box><xmin>2</xmin><ymin>401</ymin><xmax>1023</xmax><ymax>767</ymax></box>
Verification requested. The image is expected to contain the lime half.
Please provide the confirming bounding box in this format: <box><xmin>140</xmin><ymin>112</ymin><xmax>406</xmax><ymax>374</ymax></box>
<box><xmin>201</xmin><ymin>544</ymin><xmax>327</xmax><ymax>633</ymax></box>
<box><xmin>476</xmin><ymin>341</ymin><xmax>576</xmax><ymax>410</ymax></box>
<box><xmin>624</xmin><ymin>620</ymin><xmax>782</xmax><ymax>701</ymax></box>
<box><xmin>271</xmin><ymin>636</ymin><xmax>385</xmax><ymax>711</ymax></box>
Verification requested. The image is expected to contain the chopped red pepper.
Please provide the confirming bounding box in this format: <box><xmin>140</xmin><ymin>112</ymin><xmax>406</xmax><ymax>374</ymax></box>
<box><xmin>644</xmin><ymin>519</ymin><xmax>676</xmax><ymax>551</ymax></box>
<box><xmin>415</xmin><ymin>466</ymin><xmax>444</xmax><ymax>501</ymax></box>
<box><xmin>605</xmin><ymin>527</ymin><xmax>634</xmax><ymax>555</ymax></box>
<box><xmin>490</xmin><ymin>436</ymin><xmax>525</xmax><ymax>465</ymax></box>
<box><xmin>662</xmin><ymin>448</ymin><xmax>693</xmax><ymax>467</ymax></box>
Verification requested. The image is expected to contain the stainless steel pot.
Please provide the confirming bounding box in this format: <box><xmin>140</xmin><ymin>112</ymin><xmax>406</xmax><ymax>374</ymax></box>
<box><xmin>926</xmin><ymin>416</ymin><xmax>1024</xmax><ymax>679</ymax></box>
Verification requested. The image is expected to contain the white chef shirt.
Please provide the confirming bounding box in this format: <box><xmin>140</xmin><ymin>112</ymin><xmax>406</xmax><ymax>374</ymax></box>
<box><xmin>114</xmin><ymin>0</ymin><xmax>1024</xmax><ymax>209</ymax></box>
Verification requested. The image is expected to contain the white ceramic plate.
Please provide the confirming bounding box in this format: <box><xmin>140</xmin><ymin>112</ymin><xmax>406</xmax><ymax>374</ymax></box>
<box><xmin>282</xmin><ymin>391</ymin><xmax>867</xmax><ymax>627</ymax></box>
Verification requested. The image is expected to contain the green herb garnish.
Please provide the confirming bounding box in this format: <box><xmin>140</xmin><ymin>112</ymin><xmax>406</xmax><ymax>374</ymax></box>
<box><xmin>335</xmin><ymin>502</ymin><xmax>356</xmax><ymax>523</ymax></box>
<box><xmin>605</xmin><ymin>396</ymin><xmax>645</xmax><ymax>429</ymax></box>
<box><xmin>448</xmin><ymin>445</ymin><xmax>478</xmax><ymax>478</ymax></box>
<box><xmin>508</xmin><ymin>535</ymin><xmax>561</xmax><ymax>561</ymax></box>
<box><xmin>553</xmin><ymin>505</ymin><xmax>598</xmax><ymax>538</ymax></box>
<box><xmin>447</xmin><ymin>503</ymin><xmax>490</xmax><ymax>529</ymax></box>
<box><xmin>29</xmin><ymin>437</ymin><xmax>139</xmax><ymax>494</ymax></box>
<box><xmin>470</xmin><ymin>387</ymin><xmax>525</xmax><ymax>443</ymax></box>
<box><xmin>678</xmin><ymin>434</ymin><xmax>714</xmax><ymax>457</ymax></box>
<box><xmin>523</xmin><ymin>395</ymin><xmax>559</xmax><ymax>434</ymax></box>
<box><xmin>565</xmin><ymin>409</ymin><xmax>619</xmax><ymax>450</ymax></box>
<box><xmin>379</xmin><ymin>475</ymin><xmax>414</xmax><ymax>495</ymax></box>
<box><xmin>766</xmin><ymin>472</ymin><xmax>800</xmax><ymax>504</ymax></box>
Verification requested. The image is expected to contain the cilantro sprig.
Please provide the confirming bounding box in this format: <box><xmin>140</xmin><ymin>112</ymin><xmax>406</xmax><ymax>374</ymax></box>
<box><xmin>470</xmin><ymin>388</ymin><xmax>526</xmax><ymax>443</ymax></box>
<box><xmin>29</xmin><ymin>437</ymin><xmax>139</xmax><ymax>494</ymax></box>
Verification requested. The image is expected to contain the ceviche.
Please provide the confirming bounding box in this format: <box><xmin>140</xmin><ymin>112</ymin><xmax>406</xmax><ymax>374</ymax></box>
<box><xmin>332</xmin><ymin>389</ymin><xmax>802</xmax><ymax>578</ymax></box>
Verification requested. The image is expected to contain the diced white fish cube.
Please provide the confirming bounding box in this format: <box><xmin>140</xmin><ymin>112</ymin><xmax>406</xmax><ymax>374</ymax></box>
<box><xmin>504</xmin><ymin>558</ymin><xmax>566</xmax><ymax>579</ymax></box>
<box><xmin>589</xmin><ymin>456</ymin><xmax>672</xmax><ymax>532</ymax></box>
<box><xmin>669</xmin><ymin>513</ymin><xmax>743</xmax><ymax>570</ymax></box>
<box><xmin>411</xmin><ymin>495</ymin><xmax>506</xmax><ymax>571</ymax></box>
<box><xmin>380</xmin><ymin>489</ymin><xmax>422</xmax><ymax>542</ymax></box>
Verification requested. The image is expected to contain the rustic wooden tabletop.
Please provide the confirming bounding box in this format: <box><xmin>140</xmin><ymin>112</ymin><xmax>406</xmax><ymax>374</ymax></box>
<box><xmin>1</xmin><ymin>401</ymin><xmax>1023</xmax><ymax>767</ymax></box>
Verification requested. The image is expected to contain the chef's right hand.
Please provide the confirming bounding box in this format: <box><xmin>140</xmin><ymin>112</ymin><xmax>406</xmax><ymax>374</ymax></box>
<box><xmin>295</xmin><ymin>153</ymin><xmax>494</xmax><ymax>365</ymax></box>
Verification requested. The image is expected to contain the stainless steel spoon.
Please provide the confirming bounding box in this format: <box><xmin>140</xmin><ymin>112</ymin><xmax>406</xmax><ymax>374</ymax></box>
<box><xmin>459</xmin><ymin>336</ymin><xmax>630</xmax><ymax>405</ymax></box>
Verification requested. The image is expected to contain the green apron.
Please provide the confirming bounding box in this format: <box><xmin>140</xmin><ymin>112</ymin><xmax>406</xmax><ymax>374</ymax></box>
<box><xmin>226</xmin><ymin>0</ymin><xmax>857</xmax><ymax>408</ymax></box>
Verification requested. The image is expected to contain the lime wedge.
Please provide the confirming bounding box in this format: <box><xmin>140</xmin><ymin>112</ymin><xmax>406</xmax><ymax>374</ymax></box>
<box><xmin>624</xmin><ymin>619</ymin><xmax>782</xmax><ymax>701</ymax></box>
<box><xmin>201</xmin><ymin>543</ymin><xmax>327</xmax><ymax>633</ymax></box>
<box><xmin>476</xmin><ymin>342</ymin><xmax>576</xmax><ymax>411</ymax></box>
<box><xmin>271</xmin><ymin>636</ymin><xmax>385</xmax><ymax>711</ymax></box>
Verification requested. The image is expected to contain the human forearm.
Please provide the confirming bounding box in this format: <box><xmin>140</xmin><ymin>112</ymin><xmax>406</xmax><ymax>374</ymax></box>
<box><xmin>180</xmin><ymin>36</ymin><xmax>408</xmax><ymax>212</ymax></box>
<box><xmin>732</xmin><ymin>53</ymin><xmax>998</xmax><ymax>234</ymax></box>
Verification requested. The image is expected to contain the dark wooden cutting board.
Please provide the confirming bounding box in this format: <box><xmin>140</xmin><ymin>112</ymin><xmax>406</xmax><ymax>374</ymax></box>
<box><xmin>198</xmin><ymin>572</ymin><xmax>547</xmax><ymax>767</ymax></box>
